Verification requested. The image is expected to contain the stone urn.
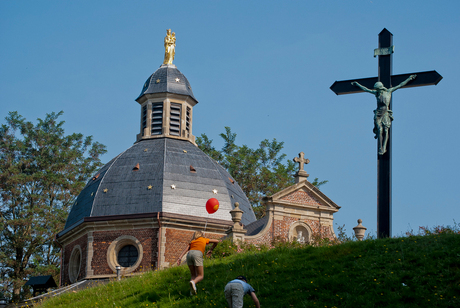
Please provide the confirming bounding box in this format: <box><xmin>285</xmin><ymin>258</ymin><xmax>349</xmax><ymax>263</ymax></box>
<box><xmin>229</xmin><ymin>202</ymin><xmax>244</xmax><ymax>229</ymax></box>
<box><xmin>353</xmin><ymin>219</ymin><xmax>367</xmax><ymax>241</ymax></box>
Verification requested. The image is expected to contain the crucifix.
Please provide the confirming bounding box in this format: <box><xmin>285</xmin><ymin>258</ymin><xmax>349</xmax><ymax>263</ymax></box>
<box><xmin>293</xmin><ymin>152</ymin><xmax>310</xmax><ymax>183</ymax></box>
<box><xmin>330</xmin><ymin>28</ymin><xmax>442</xmax><ymax>238</ymax></box>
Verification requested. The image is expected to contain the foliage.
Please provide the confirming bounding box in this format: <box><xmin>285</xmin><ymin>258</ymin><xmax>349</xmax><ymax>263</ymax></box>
<box><xmin>405</xmin><ymin>221</ymin><xmax>460</xmax><ymax>237</ymax></box>
<box><xmin>209</xmin><ymin>233</ymin><xmax>338</xmax><ymax>262</ymax></box>
<box><xmin>335</xmin><ymin>224</ymin><xmax>352</xmax><ymax>242</ymax></box>
<box><xmin>208</xmin><ymin>239</ymin><xmax>274</xmax><ymax>260</ymax></box>
<box><xmin>0</xmin><ymin>111</ymin><xmax>106</xmax><ymax>301</ymax></box>
<box><xmin>37</xmin><ymin>231</ymin><xmax>460</xmax><ymax>308</ymax></box>
<box><xmin>196</xmin><ymin>127</ymin><xmax>327</xmax><ymax>218</ymax></box>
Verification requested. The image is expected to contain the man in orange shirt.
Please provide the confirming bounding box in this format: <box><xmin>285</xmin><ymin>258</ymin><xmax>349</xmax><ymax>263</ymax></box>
<box><xmin>177</xmin><ymin>231</ymin><xmax>220</xmax><ymax>295</ymax></box>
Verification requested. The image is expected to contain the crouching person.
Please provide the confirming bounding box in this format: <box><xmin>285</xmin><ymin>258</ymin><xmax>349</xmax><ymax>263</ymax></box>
<box><xmin>224</xmin><ymin>275</ymin><xmax>260</xmax><ymax>308</ymax></box>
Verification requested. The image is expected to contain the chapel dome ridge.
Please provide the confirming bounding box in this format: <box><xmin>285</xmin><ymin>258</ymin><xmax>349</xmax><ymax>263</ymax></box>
<box><xmin>136</xmin><ymin>64</ymin><xmax>197</xmax><ymax>104</ymax></box>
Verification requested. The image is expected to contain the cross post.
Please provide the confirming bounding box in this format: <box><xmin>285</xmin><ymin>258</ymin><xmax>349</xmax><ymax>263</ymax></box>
<box><xmin>330</xmin><ymin>29</ymin><xmax>442</xmax><ymax>238</ymax></box>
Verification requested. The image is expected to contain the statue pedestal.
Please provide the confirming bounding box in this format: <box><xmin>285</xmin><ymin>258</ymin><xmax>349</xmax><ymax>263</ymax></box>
<box><xmin>226</xmin><ymin>202</ymin><xmax>247</xmax><ymax>243</ymax></box>
<box><xmin>294</xmin><ymin>170</ymin><xmax>309</xmax><ymax>184</ymax></box>
<box><xmin>225</xmin><ymin>226</ymin><xmax>247</xmax><ymax>243</ymax></box>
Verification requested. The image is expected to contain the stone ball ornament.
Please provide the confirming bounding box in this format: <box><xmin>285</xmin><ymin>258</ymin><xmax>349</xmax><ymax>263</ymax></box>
<box><xmin>206</xmin><ymin>198</ymin><xmax>219</xmax><ymax>214</ymax></box>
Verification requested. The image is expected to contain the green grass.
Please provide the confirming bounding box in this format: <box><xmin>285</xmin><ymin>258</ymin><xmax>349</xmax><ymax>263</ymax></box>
<box><xmin>38</xmin><ymin>233</ymin><xmax>460</xmax><ymax>308</ymax></box>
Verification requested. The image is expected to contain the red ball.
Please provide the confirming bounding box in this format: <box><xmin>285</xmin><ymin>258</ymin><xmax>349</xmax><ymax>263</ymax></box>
<box><xmin>206</xmin><ymin>198</ymin><xmax>219</xmax><ymax>214</ymax></box>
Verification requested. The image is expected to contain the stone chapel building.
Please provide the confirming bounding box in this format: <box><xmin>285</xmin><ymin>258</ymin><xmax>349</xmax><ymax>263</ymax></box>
<box><xmin>55</xmin><ymin>31</ymin><xmax>340</xmax><ymax>286</ymax></box>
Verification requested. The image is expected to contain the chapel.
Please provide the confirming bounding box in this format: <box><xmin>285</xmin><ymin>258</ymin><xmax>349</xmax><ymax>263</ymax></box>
<box><xmin>56</xmin><ymin>30</ymin><xmax>340</xmax><ymax>286</ymax></box>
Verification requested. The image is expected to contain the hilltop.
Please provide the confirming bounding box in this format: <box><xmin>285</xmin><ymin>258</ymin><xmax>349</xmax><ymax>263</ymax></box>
<box><xmin>37</xmin><ymin>232</ymin><xmax>460</xmax><ymax>307</ymax></box>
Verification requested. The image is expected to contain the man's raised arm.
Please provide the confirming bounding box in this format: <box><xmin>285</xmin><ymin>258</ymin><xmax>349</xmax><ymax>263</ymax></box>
<box><xmin>389</xmin><ymin>74</ymin><xmax>417</xmax><ymax>92</ymax></box>
<box><xmin>351</xmin><ymin>81</ymin><xmax>375</xmax><ymax>94</ymax></box>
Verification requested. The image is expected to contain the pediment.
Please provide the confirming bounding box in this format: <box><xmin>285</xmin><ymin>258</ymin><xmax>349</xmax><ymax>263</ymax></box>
<box><xmin>280</xmin><ymin>188</ymin><xmax>322</xmax><ymax>206</ymax></box>
<box><xmin>268</xmin><ymin>180</ymin><xmax>340</xmax><ymax>210</ymax></box>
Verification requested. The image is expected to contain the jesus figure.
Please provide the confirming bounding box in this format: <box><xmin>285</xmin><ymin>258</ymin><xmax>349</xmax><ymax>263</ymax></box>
<box><xmin>352</xmin><ymin>74</ymin><xmax>416</xmax><ymax>155</ymax></box>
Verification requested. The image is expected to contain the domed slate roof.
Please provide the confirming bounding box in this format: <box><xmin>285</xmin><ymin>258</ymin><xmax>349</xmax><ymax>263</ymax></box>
<box><xmin>64</xmin><ymin>138</ymin><xmax>256</xmax><ymax>231</ymax></box>
<box><xmin>136</xmin><ymin>64</ymin><xmax>197</xmax><ymax>102</ymax></box>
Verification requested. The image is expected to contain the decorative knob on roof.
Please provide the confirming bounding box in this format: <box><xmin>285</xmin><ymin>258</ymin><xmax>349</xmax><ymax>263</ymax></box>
<box><xmin>163</xmin><ymin>29</ymin><xmax>176</xmax><ymax>65</ymax></box>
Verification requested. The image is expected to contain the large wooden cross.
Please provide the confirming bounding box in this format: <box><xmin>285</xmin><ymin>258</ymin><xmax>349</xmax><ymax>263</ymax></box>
<box><xmin>330</xmin><ymin>29</ymin><xmax>442</xmax><ymax>238</ymax></box>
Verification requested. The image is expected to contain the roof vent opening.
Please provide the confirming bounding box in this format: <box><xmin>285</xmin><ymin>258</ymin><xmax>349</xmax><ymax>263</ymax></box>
<box><xmin>190</xmin><ymin>165</ymin><xmax>196</xmax><ymax>173</ymax></box>
<box><xmin>169</xmin><ymin>103</ymin><xmax>181</xmax><ymax>136</ymax></box>
<box><xmin>141</xmin><ymin>105</ymin><xmax>147</xmax><ymax>136</ymax></box>
<box><xmin>133</xmin><ymin>163</ymin><xmax>140</xmax><ymax>171</ymax></box>
<box><xmin>185</xmin><ymin>106</ymin><xmax>191</xmax><ymax>137</ymax></box>
<box><xmin>93</xmin><ymin>174</ymin><xmax>100</xmax><ymax>181</ymax></box>
<box><xmin>228</xmin><ymin>177</ymin><xmax>235</xmax><ymax>184</ymax></box>
<box><xmin>151</xmin><ymin>102</ymin><xmax>163</xmax><ymax>136</ymax></box>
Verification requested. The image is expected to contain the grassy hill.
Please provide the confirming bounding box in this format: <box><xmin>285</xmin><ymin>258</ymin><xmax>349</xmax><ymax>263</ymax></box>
<box><xmin>37</xmin><ymin>232</ymin><xmax>460</xmax><ymax>308</ymax></box>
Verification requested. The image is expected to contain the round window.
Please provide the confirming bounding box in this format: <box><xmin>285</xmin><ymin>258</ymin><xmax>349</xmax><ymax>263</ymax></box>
<box><xmin>117</xmin><ymin>245</ymin><xmax>139</xmax><ymax>267</ymax></box>
<box><xmin>107</xmin><ymin>235</ymin><xmax>143</xmax><ymax>274</ymax></box>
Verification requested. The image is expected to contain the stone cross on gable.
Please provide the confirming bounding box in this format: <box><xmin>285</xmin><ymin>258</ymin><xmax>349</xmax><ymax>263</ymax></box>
<box><xmin>293</xmin><ymin>152</ymin><xmax>310</xmax><ymax>183</ymax></box>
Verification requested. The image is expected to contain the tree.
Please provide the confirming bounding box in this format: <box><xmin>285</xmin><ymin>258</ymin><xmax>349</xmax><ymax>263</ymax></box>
<box><xmin>196</xmin><ymin>127</ymin><xmax>327</xmax><ymax>218</ymax></box>
<box><xmin>0</xmin><ymin>111</ymin><xmax>106</xmax><ymax>301</ymax></box>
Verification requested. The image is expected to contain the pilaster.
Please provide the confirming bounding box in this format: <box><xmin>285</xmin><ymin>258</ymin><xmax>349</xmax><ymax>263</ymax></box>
<box><xmin>158</xmin><ymin>227</ymin><xmax>168</xmax><ymax>269</ymax></box>
<box><xmin>86</xmin><ymin>231</ymin><xmax>94</xmax><ymax>277</ymax></box>
<box><xmin>163</xmin><ymin>99</ymin><xmax>170</xmax><ymax>136</ymax></box>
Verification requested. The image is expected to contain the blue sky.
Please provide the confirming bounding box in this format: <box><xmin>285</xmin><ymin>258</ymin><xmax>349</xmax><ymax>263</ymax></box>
<box><xmin>1</xmin><ymin>1</ymin><xmax>459</xmax><ymax>237</ymax></box>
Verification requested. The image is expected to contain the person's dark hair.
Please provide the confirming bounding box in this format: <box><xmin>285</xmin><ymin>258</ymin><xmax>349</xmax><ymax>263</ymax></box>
<box><xmin>236</xmin><ymin>275</ymin><xmax>247</xmax><ymax>282</ymax></box>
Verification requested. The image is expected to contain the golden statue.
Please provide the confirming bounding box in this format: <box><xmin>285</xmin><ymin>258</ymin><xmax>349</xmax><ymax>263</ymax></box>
<box><xmin>163</xmin><ymin>29</ymin><xmax>176</xmax><ymax>65</ymax></box>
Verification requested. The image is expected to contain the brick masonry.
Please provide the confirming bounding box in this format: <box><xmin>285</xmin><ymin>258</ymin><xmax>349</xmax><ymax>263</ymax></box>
<box><xmin>164</xmin><ymin>229</ymin><xmax>193</xmax><ymax>265</ymax></box>
<box><xmin>243</xmin><ymin>182</ymin><xmax>338</xmax><ymax>246</ymax></box>
<box><xmin>280</xmin><ymin>189</ymin><xmax>321</xmax><ymax>206</ymax></box>
<box><xmin>163</xmin><ymin>228</ymin><xmax>224</xmax><ymax>265</ymax></box>
<box><xmin>91</xmin><ymin>228</ymin><xmax>157</xmax><ymax>275</ymax></box>
<box><xmin>246</xmin><ymin>216</ymin><xmax>334</xmax><ymax>246</ymax></box>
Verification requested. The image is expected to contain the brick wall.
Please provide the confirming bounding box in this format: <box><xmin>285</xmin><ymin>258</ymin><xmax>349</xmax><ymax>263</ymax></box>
<box><xmin>92</xmin><ymin>228</ymin><xmax>158</xmax><ymax>275</ymax></box>
<box><xmin>245</xmin><ymin>216</ymin><xmax>335</xmax><ymax>246</ymax></box>
<box><xmin>163</xmin><ymin>228</ymin><xmax>224</xmax><ymax>265</ymax></box>
<box><xmin>61</xmin><ymin>235</ymin><xmax>87</xmax><ymax>286</ymax></box>
<box><xmin>164</xmin><ymin>229</ymin><xmax>193</xmax><ymax>266</ymax></box>
<box><xmin>246</xmin><ymin>227</ymin><xmax>272</xmax><ymax>246</ymax></box>
<box><xmin>281</xmin><ymin>189</ymin><xmax>322</xmax><ymax>205</ymax></box>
